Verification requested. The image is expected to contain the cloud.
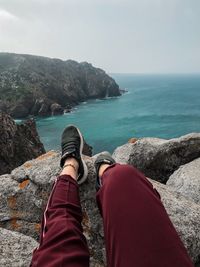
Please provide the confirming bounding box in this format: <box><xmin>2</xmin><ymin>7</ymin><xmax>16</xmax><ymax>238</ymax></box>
<box><xmin>0</xmin><ymin>0</ymin><xmax>199</xmax><ymax>72</ymax></box>
<box><xmin>0</xmin><ymin>8</ymin><xmax>18</xmax><ymax>21</ymax></box>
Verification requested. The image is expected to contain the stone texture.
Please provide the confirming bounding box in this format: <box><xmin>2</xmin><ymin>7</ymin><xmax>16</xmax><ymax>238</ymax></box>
<box><xmin>0</xmin><ymin>227</ymin><xmax>38</xmax><ymax>267</ymax></box>
<box><xmin>0</xmin><ymin>112</ymin><xmax>45</xmax><ymax>175</ymax></box>
<box><xmin>113</xmin><ymin>133</ymin><xmax>200</xmax><ymax>183</ymax></box>
<box><xmin>167</xmin><ymin>157</ymin><xmax>200</xmax><ymax>204</ymax></box>
<box><xmin>151</xmin><ymin>179</ymin><xmax>200</xmax><ymax>264</ymax></box>
<box><xmin>0</xmin><ymin>151</ymin><xmax>200</xmax><ymax>265</ymax></box>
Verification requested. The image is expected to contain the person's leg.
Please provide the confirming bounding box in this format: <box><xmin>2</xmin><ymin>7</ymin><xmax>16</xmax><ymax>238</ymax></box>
<box><xmin>96</xmin><ymin>163</ymin><xmax>194</xmax><ymax>267</ymax></box>
<box><xmin>30</xmin><ymin>157</ymin><xmax>89</xmax><ymax>267</ymax></box>
<box><xmin>31</xmin><ymin>124</ymin><xmax>90</xmax><ymax>267</ymax></box>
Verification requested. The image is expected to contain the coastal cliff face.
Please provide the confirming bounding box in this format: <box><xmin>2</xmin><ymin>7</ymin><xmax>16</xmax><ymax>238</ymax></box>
<box><xmin>0</xmin><ymin>112</ymin><xmax>45</xmax><ymax>175</ymax></box>
<box><xmin>0</xmin><ymin>133</ymin><xmax>200</xmax><ymax>266</ymax></box>
<box><xmin>0</xmin><ymin>53</ymin><xmax>121</xmax><ymax>118</ymax></box>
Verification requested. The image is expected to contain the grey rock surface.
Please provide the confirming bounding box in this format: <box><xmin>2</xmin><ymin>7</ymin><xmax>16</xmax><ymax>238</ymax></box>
<box><xmin>0</xmin><ymin>112</ymin><xmax>45</xmax><ymax>175</ymax></box>
<box><xmin>151</xmin><ymin>179</ymin><xmax>200</xmax><ymax>263</ymax></box>
<box><xmin>0</xmin><ymin>227</ymin><xmax>38</xmax><ymax>267</ymax></box>
<box><xmin>0</xmin><ymin>151</ymin><xmax>200</xmax><ymax>265</ymax></box>
<box><xmin>113</xmin><ymin>133</ymin><xmax>200</xmax><ymax>183</ymax></box>
<box><xmin>167</xmin><ymin>157</ymin><xmax>200</xmax><ymax>204</ymax></box>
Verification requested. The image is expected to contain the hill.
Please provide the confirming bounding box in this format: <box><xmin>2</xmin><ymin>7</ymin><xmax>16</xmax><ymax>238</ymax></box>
<box><xmin>0</xmin><ymin>53</ymin><xmax>120</xmax><ymax>118</ymax></box>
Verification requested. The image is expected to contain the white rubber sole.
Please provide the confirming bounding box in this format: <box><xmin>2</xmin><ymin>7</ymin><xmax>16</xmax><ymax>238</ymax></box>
<box><xmin>75</xmin><ymin>126</ymin><xmax>88</xmax><ymax>185</ymax></box>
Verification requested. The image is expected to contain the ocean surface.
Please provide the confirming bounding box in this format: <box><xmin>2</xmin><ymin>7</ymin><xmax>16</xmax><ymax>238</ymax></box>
<box><xmin>35</xmin><ymin>74</ymin><xmax>200</xmax><ymax>154</ymax></box>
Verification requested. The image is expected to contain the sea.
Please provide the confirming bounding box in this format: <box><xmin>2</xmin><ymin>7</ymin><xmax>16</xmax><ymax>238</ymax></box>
<box><xmin>29</xmin><ymin>74</ymin><xmax>200</xmax><ymax>154</ymax></box>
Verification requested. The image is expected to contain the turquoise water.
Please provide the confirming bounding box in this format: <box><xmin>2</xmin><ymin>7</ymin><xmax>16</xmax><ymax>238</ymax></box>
<box><xmin>36</xmin><ymin>74</ymin><xmax>200</xmax><ymax>154</ymax></box>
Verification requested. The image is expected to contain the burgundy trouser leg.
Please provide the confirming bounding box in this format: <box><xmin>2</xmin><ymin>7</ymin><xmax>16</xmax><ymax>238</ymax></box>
<box><xmin>96</xmin><ymin>164</ymin><xmax>194</xmax><ymax>267</ymax></box>
<box><xmin>30</xmin><ymin>175</ymin><xmax>89</xmax><ymax>267</ymax></box>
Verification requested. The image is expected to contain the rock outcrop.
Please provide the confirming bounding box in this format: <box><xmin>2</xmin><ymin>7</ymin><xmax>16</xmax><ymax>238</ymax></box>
<box><xmin>0</xmin><ymin>227</ymin><xmax>38</xmax><ymax>267</ymax></box>
<box><xmin>0</xmin><ymin>150</ymin><xmax>200</xmax><ymax>266</ymax></box>
<box><xmin>50</xmin><ymin>103</ymin><xmax>64</xmax><ymax>115</ymax></box>
<box><xmin>0</xmin><ymin>53</ymin><xmax>121</xmax><ymax>118</ymax></box>
<box><xmin>0</xmin><ymin>112</ymin><xmax>45</xmax><ymax>175</ymax></box>
<box><xmin>167</xmin><ymin>158</ymin><xmax>200</xmax><ymax>204</ymax></box>
<box><xmin>113</xmin><ymin>133</ymin><xmax>200</xmax><ymax>183</ymax></box>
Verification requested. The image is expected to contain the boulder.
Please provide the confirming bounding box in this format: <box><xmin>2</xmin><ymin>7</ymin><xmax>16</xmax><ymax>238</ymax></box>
<box><xmin>0</xmin><ymin>151</ymin><xmax>199</xmax><ymax>265</ymax></box>
<box><xmin>0</xmin><ymin>227</ymin><xmax>38</xmax><ymax>267</ymax></box>
<box><xmin>0</xmin><ymin>112</ymin><xmax>45</xmax><ymax>175</ymax></box>
<box><xmin>113</xmin><ymin>133</ymin><xmax>200</xmax><ymax>183</ymax></box>
<box><xmin>167</xmin><ymin>158</ymin><xmax>200</xmax><ymax>204</ymax></box>
<box><xmin>151</xmin><ymin>179</ymin><xmax>200</xmax><ymax>264</ymax></box>
<box><xmin>50</xmin><ymin>103</ymin><xmax>64</xmax><ymax>115</ymax></box>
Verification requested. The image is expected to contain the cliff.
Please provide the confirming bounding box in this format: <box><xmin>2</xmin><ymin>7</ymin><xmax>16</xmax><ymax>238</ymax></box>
<box><xmin>0</xmin><ymin>133</ymin><xmax>200</xmax><ymax>266</ymax></box>
<box><xmin>0</xmin><ymin>112</ymin><xmax>45</xmax><ymax>175</ymax></box>
<box><xmin>0</xmin><ymin>53</ymin><xmax>121</xmax><ymax>118</ymax></box>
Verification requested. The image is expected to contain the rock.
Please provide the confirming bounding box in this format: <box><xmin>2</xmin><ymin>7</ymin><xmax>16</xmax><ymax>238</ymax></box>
<box><xmin>38</xmin><ymin>99</ymin><xmax>51</xmax><ymax>116</ymax></box>
<box><xmin>113</xmin><ymin>133</ymin><xmax>200</xmax><ymax>183</ymax></box>
<box><xmin>64</xmin><ymin>104</ymin><xmax>72</xmax><ymax>113</ymax></box>
<box><xmin>167</xmin><ymin>158</ymin><xmax>200</xmax><ymax>204</ymax></box>
<box><xmin>0</xmin><ymin>227</ymin><xmax>38</xmax><ymax>267</ymax></box>
<box><xmin>10</xmin><ymin>94</ymin><xmax>35</xmax><ymax>118</ymax></box>
<box><xmin>119</xmin><ymin>88</ymin><xmax>128</xmax><ymax>94</ymax></box>
<box><xmin>0</xmin><ymin>100</ymin><xmax>8</xmax><ymax>112</ymax></box>
<box><xmin>50</xmin><ymin>103</ymin><xmax>64</xmax><ymax>115</ymax></box>
<box><xmin>0</xmin><ymin>151</ymin><xmax>199</xmax><ymax>265</ymax></box>
<box><xmin>0</xmin><ymin>112</ymin><xmax>45</xmax><ymax>175</ymax></box>
<box><xmin>112</xmin><ymin>143</ymin><xmax>133</xmax><ymax>164</ymax></box>
<box><xmin>30</xmin><ymin>99</ymin><xmax>43</xmax><ymax>115</ymax></box>
<box><xmin>151</xmin><ymin>179</ymin><xmax>200</xmax><ymax>264</ymax></box>
<box><xmin>0</xmin><ymin>53</ymin><xmax>121</xmax><ymax>118</ymax></box>
<box><xmin>10</xmin><ymin>104</ymin><xmax>30</xmax><ymax>118</ymax></box>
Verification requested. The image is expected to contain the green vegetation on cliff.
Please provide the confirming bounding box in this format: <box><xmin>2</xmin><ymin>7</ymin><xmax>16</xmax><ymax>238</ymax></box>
<box><xmin>0</xmin><ymin>53</ymin><xmax>120</xmax><ymax>118</ymax></box>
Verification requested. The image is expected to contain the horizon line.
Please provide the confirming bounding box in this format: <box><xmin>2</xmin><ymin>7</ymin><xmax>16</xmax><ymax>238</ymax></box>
<box><xmin>109</xmin><ymin>72</ymin><xmax>200</xmax><ymax>75</ymax></box>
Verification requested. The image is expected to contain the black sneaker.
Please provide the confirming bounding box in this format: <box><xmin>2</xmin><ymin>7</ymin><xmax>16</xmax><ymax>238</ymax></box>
<box><xmin>60</xmin><ymin>125</ymin><xmax>88</xmax><ymax>184</ymax></box>
<box><xmin>94</xmin><ymin>152</ymin><xmax>115</xmax><ymax>191</ymax></box>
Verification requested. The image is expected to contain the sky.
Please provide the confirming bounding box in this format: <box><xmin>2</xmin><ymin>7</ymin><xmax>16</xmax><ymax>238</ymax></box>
<box><xmin>0</xmin><ymin>0</ymin><xmax>200</xmax><ymax>73</ymax></box>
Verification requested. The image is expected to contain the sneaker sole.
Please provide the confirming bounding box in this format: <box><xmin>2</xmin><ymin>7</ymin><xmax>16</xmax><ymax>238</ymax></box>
<box><xmin>75</xmin><ymin>126</ymin><xmax>88</xmax><ymax>185</ymax></box>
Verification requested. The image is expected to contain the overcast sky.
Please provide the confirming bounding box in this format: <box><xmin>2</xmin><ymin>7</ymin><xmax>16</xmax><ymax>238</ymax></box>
<box><xmin>0</xmin><ymin>0</ymin><xmax>200</xmax><ymax>73</ymax></box>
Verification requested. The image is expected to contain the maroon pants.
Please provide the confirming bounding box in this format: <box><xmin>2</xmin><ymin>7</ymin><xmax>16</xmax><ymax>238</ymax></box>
<box><xmin>30</xmin><ymin>164</ymin><xmax>194</xmax><ymax>267</ymax></box>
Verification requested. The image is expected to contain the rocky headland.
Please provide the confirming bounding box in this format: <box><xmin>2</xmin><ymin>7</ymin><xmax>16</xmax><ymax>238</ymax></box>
<box><xmin>0</xmin><ymin>132</ymin><xmax>200</xmax><ymax>266</ymax></box>
<box><xmin>0</xmin><ymin>53</ymin><xmax>121</xmax><ymax>118</ymax></box>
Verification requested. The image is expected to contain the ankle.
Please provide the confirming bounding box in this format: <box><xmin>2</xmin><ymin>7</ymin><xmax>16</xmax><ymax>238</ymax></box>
<box><xmin>99</xmin><ymin>164</ymin><xmax>110</xmax><ymax>178</ymax></box>
<box><xmin>60</xmin><ymin>157</ymin><xmax>79</xmax><ymax>180</ymax></box>
<box><xmin>64</xmin><ymin>157</ymin><xmax>79</xmax><ymax>169</ymax></box>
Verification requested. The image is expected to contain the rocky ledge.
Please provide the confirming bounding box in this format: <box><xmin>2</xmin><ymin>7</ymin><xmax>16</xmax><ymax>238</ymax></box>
<box><xmin>0</xmin><ymin>53</ymin><xmax>121</xmax><ymax>118</ymax></box>
<box><xmin>0</xmin><ymin>133</ymin><xmax>200</xmax><ymax>266</ymax></box>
